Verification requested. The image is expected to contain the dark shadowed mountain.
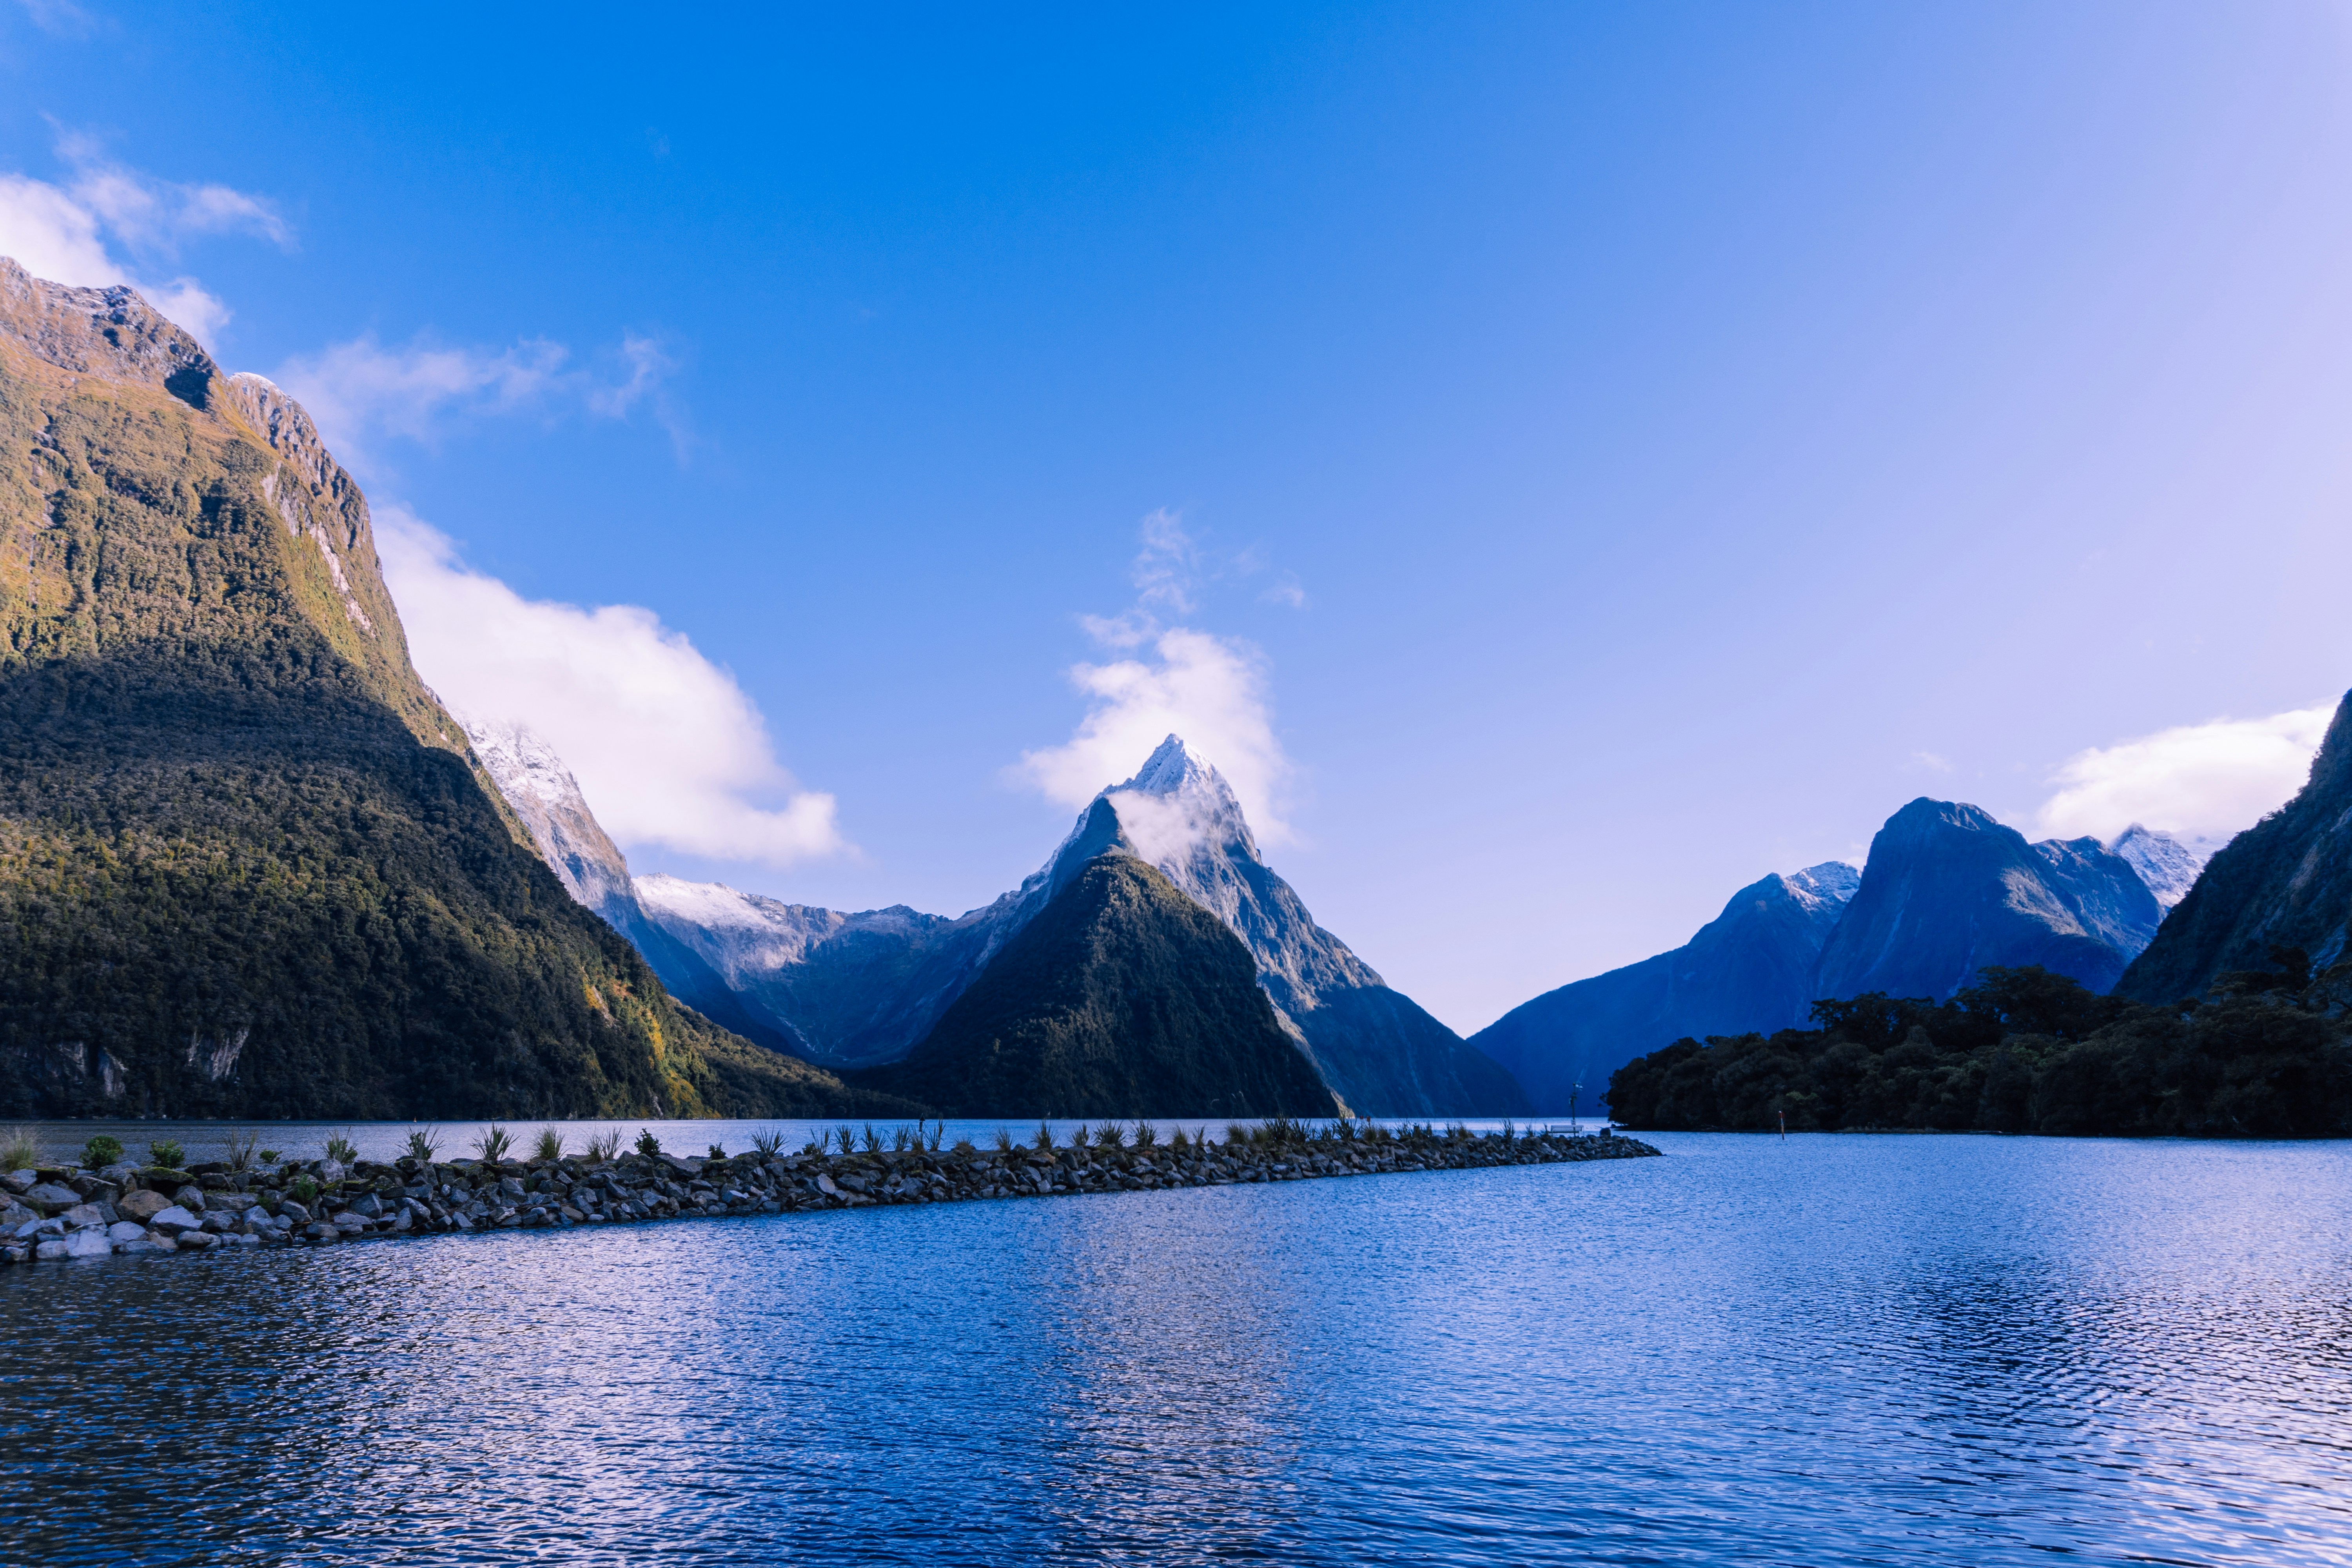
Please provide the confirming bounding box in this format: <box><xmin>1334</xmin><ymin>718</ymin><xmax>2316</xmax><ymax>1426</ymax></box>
<box><xmin>857</xmin><ymin>853</ymin><xmax>1338</xmax><ymax>1120</ymax></box>
<box><xmin>0</xmin><ymin>259</ymin><xmax>892</xmax><ymax>1121</ymax></box>
<box><xmin>1813</xmin><ymin>799</ymin><xmax>2162</xmax><ymax>1001</ymax></box>
<box><xmin>2117</xmin><ymin>690</ymin><xmax>2352</xmax><ymax>1003</ymax></box>
<box><xmin>1468</xmin><ymin>863</ymin><xmax>1859</xmax><ymax>1113</ymax></box>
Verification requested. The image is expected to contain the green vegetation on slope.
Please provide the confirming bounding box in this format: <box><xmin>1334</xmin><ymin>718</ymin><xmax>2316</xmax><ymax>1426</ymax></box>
<box><xmin>0</xmin><ymin>262</ymin><xmax>898</xmax><ymax>1120</ymax></box>
<box><xmin>1607</xmin><ymin>960</ymin><xmax>2352</xmax><ymax>1138</ymax></box>
<box><xmin>861</xmin><ymin>853</ymin><xmax>1339</xmax><ymax>1119</ymax></box>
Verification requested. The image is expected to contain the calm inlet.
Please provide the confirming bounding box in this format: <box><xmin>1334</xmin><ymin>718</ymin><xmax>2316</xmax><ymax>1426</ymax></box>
<box><xmin>3</xmin><ymin>1132</ymin><xmax>2347</xmax><ymax>1566</ymax></box>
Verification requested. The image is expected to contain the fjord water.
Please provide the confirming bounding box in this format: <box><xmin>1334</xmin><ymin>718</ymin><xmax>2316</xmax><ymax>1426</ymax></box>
<box><xmin>4</xmin><ymin>1135</ymin><xmax>2348</xmax><ymax>1566</ymax></box>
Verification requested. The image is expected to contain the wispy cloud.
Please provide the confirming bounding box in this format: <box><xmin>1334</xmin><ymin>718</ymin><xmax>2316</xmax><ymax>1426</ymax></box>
<box><xmin>2036</xmin><ymin>702</ymin><xmax>2334</xmax><ymax>843</ymax></box>
<box><xmin>13</xmin><ymin>0</ymin><xmax>99</xmax><ymax>40</ymax></box>
<box><xmin>377</xmin><ymin>506</ymin><xmax>847</xmax><ymax>869</ymax></box>
<box><xmin>0</xmin><ymin>128</ymin><xmax>289</xmax><ymax>343</ymax></box>
<box><xmin>1020</xmin><ymin>512</ymin><xmax>1298</xmax><ymax>844</ymax></box>
<box><xmin>274</xmin><ymin>329</ymin><xmax>686</xmax><ymax>476</ymax></box>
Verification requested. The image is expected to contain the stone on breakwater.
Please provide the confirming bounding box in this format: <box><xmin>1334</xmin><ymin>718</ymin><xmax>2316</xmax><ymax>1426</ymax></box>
<box><xmin>0</xmin><ymin>1126</ymin><xmax>1661</xmax><ymax>1267</ymax></box>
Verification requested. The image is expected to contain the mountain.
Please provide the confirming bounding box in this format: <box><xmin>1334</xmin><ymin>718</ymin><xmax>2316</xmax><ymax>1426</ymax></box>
<box><xmin>1089</xmin><ymin>737</ymin><xmax>1525</xmax><ymax>1116</ymax></box>
<box><xmin>631</xmin><ymin>736</ymin><xmax>1528</xmax><ymax>1116</ymax></box>
<box><xmin>2107</xmin><ymin>823</ymin><xmax>2225</xmax><ymax>910</ymax></box>
<box><xmin>1467</xmin><ymin>863</ymin><xmax>1858</xmax><ymax>1113</ymax></box>
<box><xmin>461</xmin><ymin>718</ymin><xmax>811</xmax><ymax>1054</ymax></box>
<box><xmin>0</xmin><ymin>258</ymin><xmax>891</xmax><ymax>1121</ymax></box>
<box><xmin>630</xmin><ymin>791</ymin><xmax>1130</xmax><ymax>1067</ymax></box>
<box><xmin>1812</xmin><ymin>798</ymin><xmax>2162</xmax><ymax>1001</ymax></box>
<box><xmin>2117</xmin><ymin>690</ymin><xmax>2352</xmax><ymax>1003</ymax></box>
<box><xmin>858</xmin><ymin>852</ymin><xmax>1338</xmax><ymax>1119</ymax></box>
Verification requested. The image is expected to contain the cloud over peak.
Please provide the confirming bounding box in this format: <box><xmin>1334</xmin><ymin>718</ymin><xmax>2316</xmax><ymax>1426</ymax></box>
<box><xmin>1020</xmin><ymin>512</ymin><xmax>1299</xmax><ymax>844</ymax></box>
<box><xmin>2036</xmin><ymin>702</ymin><xmax>2334</xmax><ymax>844</ymax></box>
<box><xmin>377</xmin><ymin>508</ymin><xmax>847</xmax><ymax>870</ymax></box>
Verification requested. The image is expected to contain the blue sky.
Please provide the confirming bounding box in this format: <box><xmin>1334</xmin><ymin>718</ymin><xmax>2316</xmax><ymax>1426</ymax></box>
<box><xmin>5</xmin><ymin>2</ymin><xmax>2350</xmax><ymax>1031</ymax></box>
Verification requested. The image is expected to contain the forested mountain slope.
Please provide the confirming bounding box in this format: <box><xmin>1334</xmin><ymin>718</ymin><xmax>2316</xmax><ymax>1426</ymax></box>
<box><xmin>0</xmin><ymin>258</ymin><xmax>891</xmax><ymax>1120</ymax></box>
<box><xmin>858</xmin><ymin>853</ymin><xmax>1338</xmax><ymax>1120</ymax></box>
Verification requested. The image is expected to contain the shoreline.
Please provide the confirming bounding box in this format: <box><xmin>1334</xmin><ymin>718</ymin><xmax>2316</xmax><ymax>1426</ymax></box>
<box><xmin>3</xmin><ymin>1125</ymin><xmax>1660</xmax><ymax>1261</ymax></box>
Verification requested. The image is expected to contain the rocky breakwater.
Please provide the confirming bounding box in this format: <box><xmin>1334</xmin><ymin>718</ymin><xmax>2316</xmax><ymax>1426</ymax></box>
<box><xmin>0</xmin><ymin>1124</ymin><xmax>1660</xmax><ymax>1263</ymax></box>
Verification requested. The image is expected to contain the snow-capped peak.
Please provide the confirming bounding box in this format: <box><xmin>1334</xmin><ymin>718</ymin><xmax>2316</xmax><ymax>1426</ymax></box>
<box><xmin>460</xmin><ymin>716</ymin><xmax>584</xmax><ymax>812</ymax></box>
<box><xmin>1098</xmin><ymin>734</ymin><xmax>1257</xmax><ymax>869</ymax></box>
<box><xmin>1122</xmin><ymin>733</ymin><xmax>1216</xmax><ymax>796</ymax></box>
<box><xmin>2107</xmin><ymin>823</ymin><xmax>2225</xmax><ymax>909</ymax></box>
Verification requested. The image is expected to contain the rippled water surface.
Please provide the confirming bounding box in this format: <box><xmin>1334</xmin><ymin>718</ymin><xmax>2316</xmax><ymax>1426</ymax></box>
<box><xmin>5</xmin><ymin>1133</ymin><xmax>2350</xmax><ymax>1565</ymax></box>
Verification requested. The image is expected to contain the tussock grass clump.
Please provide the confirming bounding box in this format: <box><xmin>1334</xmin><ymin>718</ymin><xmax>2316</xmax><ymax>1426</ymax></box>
<box><xmin>890</xmin><ymin>1125</ymin><xmax>912</xmax><ymax>1153</ymax></box>
<box><xmin>834</xmin><ymin>1126</ymin><xmax>857</xmax><ymax>1156</ymax></box>
<box><xmin>259</xmin><ymin>1146</ymin><xmax>283</xmax><ymax>1164</ymax></box>
<box><xmin>0</xmin><ymin>1128</ymin><xmax>35</xmax><ymax>1173</ymax></box>
<box><xmin>993</xmin><ymin>1127</ymin><xmax>1016</xmax><ymax>1152</ymax></box>
<box><xmin>404</xmin><ymin>1127</ymin><xmax>440</xmax><ymax>1162</ymax></box>
<box><xmin>1132</xmin><ymin>1121</ymin><xmax>1158</xmax><ymax>1149</ymax></box>
<box><xmin>534</xmin><ymin>1127</ymin><xmax>566</xmax><ymax>1162</ymax></box>
<box><xmin>1168</xmin><ymin>1126</ymin><xmax>1189</xmax><ymax>1151</ymax></box>
<box><xmin>147</xmin><ymin>1138</ymin><xmax>185</xmax><ymax>1169</ymax></box>
<box><xmin>1224</xmin><ymin>1122</ymin><xmax>1250</xmax><ymax>1148</ymax></box>
<box><xmin>951</xmin><ymin>1137</ymin><xmax>978</xmax><ymax>1156</ymax></box>
<box><xmin>325</xmin><ymin>1131</ymin><xmax>360</xmax><ymax>1165</ymax></box>
<box><xmin>707</xmin><ymin>1143</ymin><xmax>727</xmax><ymax>1161</ymax></box>
<box><xmin>81</xmin><ymin>1134</ymin><xmax>123</xmax><ymax>1169</ymax></box>
<box><xmin>1092</xmin><ymin>1122</ymin><xmax>1126</xmax><ymax>1150</ymax></box>
<box><xmin>585</xmin><ymin>1129</ymin><xmax>624</xmax><ymax>1163</ymax></box>
<box><xmin>1034</xmin><ymin>1123</ymin><xmax>1056</xmax><ymax>1152</ymax></box>
<box><xmin>860</xmin><ymin>1124</ymin><xmax>884</xmax><ymax>1154</ymax></box>
<box><xmin>224</xmin><ymin>1129</ymin><xmax>262</xmax><ymax>1170</ymax></box>
<box><xmin>475</xmin><ymin>1126</ymin><xmax>514</xmax><ymax>1164</ymax></box>
<box><xmin>750</xmin><ymin>1128</ymin><xmax>787</xmax><ymax>1158</ymax></box>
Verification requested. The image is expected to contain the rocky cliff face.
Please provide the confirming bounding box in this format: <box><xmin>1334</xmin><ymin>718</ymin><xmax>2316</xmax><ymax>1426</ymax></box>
<box><xmin>0</xmin><ymin>258</ymin><xmax>880</xmax><ymax>1120</ymax></box>
<box><xmin>1469</xmin><ymin>862</ymin><xmax>1859</xmax><ymax>1112</ymax></box>
<box><xmin>1812</xmin><ymin>799</ymin><xmax>2161</xmax><ymax>1001</ymax></box>
<box><xmin>632</xmin><ymin>736</ymin><xmax>1527</xmax><ymax>1116</ymax></box>
<box><xmin>2116</xmin><ymin>690</ymin><xmax>2352</xmax><ymax>1002</ymax></box>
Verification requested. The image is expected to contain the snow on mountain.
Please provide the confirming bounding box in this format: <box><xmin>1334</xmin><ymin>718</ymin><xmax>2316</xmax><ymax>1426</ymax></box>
<box><xmin>462</xmin><ymin>719</ymin><xmax>811</xmax><ymax>1053</ymax></box>
<box><xmin>461</xmin><ymin>717</ymin><xmax>634</xmax><ymax>913</ymax></box>
<box><xmin>2107</xmin><ymin>823</ymin><xmax>2226</xmax><ymax>909</ymax></box>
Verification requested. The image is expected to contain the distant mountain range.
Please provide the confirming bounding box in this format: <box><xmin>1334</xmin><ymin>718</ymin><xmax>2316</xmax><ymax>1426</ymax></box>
<box><xmin>1473</xmin><ymin>800</ymin><xmax>2214</xmax><ymax>1113</ymax></box>
<box><xmin>477</xmin><ymin>730</ymin><xmax>1526</xmax><ymax>1118</ymax></box>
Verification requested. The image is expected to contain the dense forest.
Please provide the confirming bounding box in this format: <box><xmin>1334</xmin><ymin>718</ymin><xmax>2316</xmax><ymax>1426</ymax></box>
<box><xmin>1607</xmin><ymin>958</ymin><xmax>2352</xmax><ymax>1138</ymax></box>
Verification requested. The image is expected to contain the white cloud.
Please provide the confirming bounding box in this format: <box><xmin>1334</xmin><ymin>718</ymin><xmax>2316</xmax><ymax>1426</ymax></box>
<box><xmin>272</xmin><ymin>335</ymin><xmax>570</xmax><ymax>472</ymax></box>
<box><xmin>1021</xmin><ymin>513</ymin><xmax>1301</xmax><ymax>841</ymax></box>
<box><xmin>2036</xmin><ymin>702</ymin><xmax>2335</xmax><ymax>843</ymax></box>
<box><xmin>273</xmin><ymin>330</ymin><xmax>681</xmax><ymax>476</ymax></box>
<box><xmin>376</xmin><ymin>506</ymin><xmax>848</xmax><ymax>868</ymax></box>
<box><xmin>1019</xmin><ymin>627</ymin><xmax>1294</xmax><ymax>844</ymax></box>
<box><xmin>0</xmin><ymin>132</ymin><xmax>287</xmax><ymax>345</ymax></box>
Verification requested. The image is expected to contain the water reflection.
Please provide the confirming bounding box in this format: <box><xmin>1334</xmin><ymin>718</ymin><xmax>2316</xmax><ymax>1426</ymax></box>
<box><xmin>3</xmin><ymin>1135</ymin><xmax>2350</xmax><ymax>1565</ymax></box>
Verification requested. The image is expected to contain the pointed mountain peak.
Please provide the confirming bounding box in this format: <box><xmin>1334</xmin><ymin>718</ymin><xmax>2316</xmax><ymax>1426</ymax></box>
<box><xmin>1120</xmin><ymin>733</ymin><xmax>1218</xmax><ymax>795</ymax></box>
<box><xmin>1098</xmin><ymin>735</ymin><xmax>1256</xmax><ymax>866</ymax></box>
